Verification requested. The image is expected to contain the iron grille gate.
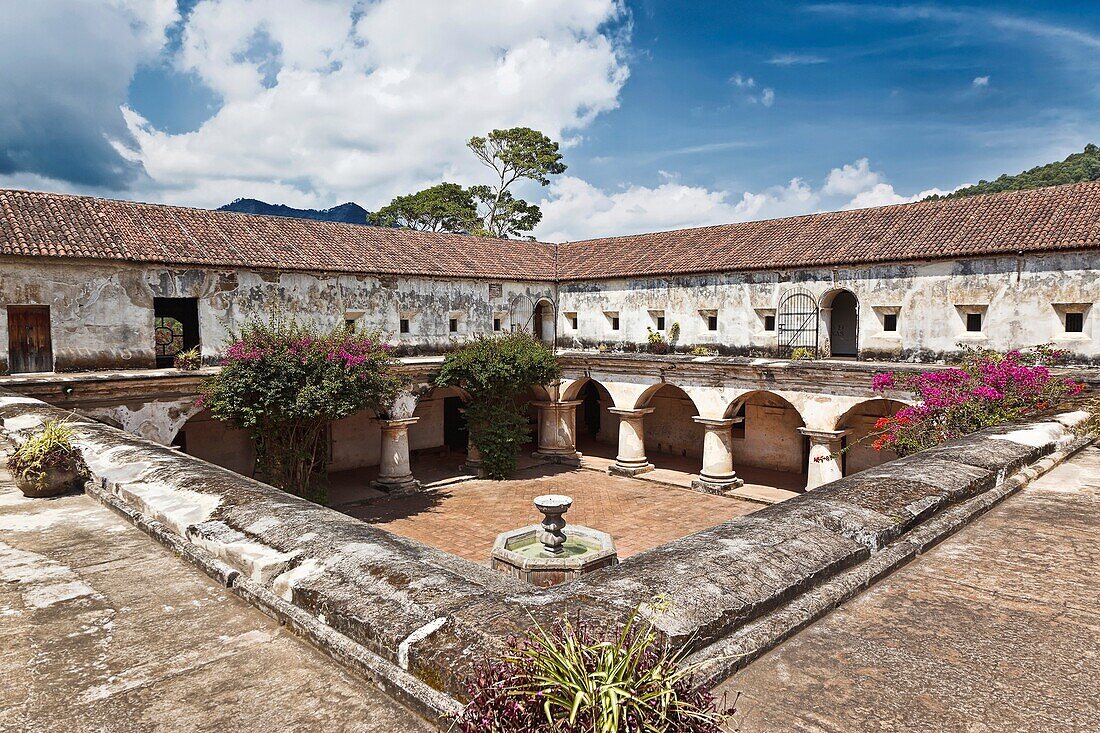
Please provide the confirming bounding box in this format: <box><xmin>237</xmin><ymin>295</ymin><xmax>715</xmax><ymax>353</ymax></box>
<box><xmin>776</xmin><ymin>288</ymin><xmax>819</xmax><ymax>357</ymax></box>
<box><xmin>509</xmin><ymin>295</ymin><xmax>535</xmax><ymax>334</ymax></box>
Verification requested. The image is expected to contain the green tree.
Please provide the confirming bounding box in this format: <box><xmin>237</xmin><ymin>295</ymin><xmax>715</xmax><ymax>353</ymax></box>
<box><xmin>435</xmin><ymin>332</ymin><xmax>560</xmax><ymax>478</ymax></box>
<box><xmin>466</xmin><ymin>127</ymin><xmax>567</xmax><ymax>238</ymax></box>
<box><xmin>376</xmin><ymin>182</ymin><xmax>478</xmax><ymax>233</ymax></box>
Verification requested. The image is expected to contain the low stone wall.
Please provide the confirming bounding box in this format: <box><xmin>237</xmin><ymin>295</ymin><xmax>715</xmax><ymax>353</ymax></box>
<box><xmin>0</xmin><ymin>387</ymin><xmax>1092</xmax><ymax>726</ymax></box>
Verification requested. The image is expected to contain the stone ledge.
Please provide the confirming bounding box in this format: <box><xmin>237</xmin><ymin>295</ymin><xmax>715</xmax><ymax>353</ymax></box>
<box><xmin>0</xmin><ymin>387</ymin><xmax>1092</xmax><ymax>724</ymax></box>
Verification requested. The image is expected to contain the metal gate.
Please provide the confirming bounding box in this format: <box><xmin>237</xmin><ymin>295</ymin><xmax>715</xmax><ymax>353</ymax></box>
<box><xmin>509</xmin><ymin>295</ymin><xmax>535</xmax><ymax>334</ymax></box>
<box><xmin>776</xmin><ymin>288</ymin><xmax>819</xmax><ymax>357</ymax></box>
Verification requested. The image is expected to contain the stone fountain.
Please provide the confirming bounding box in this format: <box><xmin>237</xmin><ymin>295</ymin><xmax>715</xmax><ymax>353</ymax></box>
<box><xmin>491</xmin><ymin>494</ymin><xmax>617</xmax><ymax>587</ymax></box>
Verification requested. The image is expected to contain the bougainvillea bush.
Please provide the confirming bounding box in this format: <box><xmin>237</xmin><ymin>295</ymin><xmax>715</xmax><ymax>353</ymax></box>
<box><xmin>455</xmin><ymin>608</ymin><xmax>733</xmax><ymax>733</ymax></box>
<box><xmin>435</xmin><ymin>332</ymin><xmax>559</xmax><ymax>479</ymax></box>
<box><xmin>862</xmin><ymin>345</ymin><xmax>1086</xmax><ymax>457</ymax></box>
<box><xmin>200</xmin><ymin>313</ymin><xmax>402</xmax><ymax>503</ymax></box>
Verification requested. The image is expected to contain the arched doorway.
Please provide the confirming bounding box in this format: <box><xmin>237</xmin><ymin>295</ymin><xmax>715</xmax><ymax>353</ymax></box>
<box><xmin>637</xmin><ymin>384</ymin><xmax>703</xmax><ymax>471</ymax></box>
<box><xmin>533</xmin><ymin>298</ymin><xmax>555</xmax><ymax>344</ymax></box>
<box><xmin>826</xmin><ymin>289</ymin><xmax>859</xmax><ymax>357</ymax></box>
<box><xmin>724</xmin><ymin>391</ymin><xmax>807</xmax><ymax>491</ymax></box>
<box><xmin>836</xmin><ymin>399</ymin><xmax>907</xmax><ymax>475</ymax></box>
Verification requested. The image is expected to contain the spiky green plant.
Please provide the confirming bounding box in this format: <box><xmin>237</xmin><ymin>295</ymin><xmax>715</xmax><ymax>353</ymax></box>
<box><xmin>7</xmin><ymin>420</ymin><xmax>89</xmax><ymax>491</ymax></box>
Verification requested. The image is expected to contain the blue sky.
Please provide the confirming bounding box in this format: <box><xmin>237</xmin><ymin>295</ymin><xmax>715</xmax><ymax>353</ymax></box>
<box><xmin>2</xmin><ymin>1</ymin><xmax>1098</xmax><ymax>240</ymax></box>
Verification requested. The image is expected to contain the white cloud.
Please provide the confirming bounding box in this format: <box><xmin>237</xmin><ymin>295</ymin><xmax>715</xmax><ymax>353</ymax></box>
<box><xmin>729</xmin><ymin>73</ymin><xmax>756</xmax><ymax>89</ymax></box>
<box><xmin>972</xmin><ymin>75</ymin><xmax>990</xmax><ymax>87</ymax></box>
<box><xmin>823</xmin><ymin>158</ymin><xmax>881</xmax><ymax>196</ymax></box>
<box><xmin>536</xmin><ymin>158</ymin><xmax>959</xmax><ymax>241</ymax></box>
<box><xmin>767</xmin><ymin>53</ymin><xmax>827</xmax><ymax>66</ymax></box>
<box><xmin>121</xmin><ymin>0</ymin><xmax>630</xmax><ymax>208</ymax></box>
<box><xmin>760</xmin><ymin>88</ymin><xmax>775</xmax><ymax>107</ymax></box>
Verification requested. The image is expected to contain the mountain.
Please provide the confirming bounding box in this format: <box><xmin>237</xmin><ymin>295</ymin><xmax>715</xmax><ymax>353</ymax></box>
<box><xmin>218</xmin><ymin>198</ymin><xmax>374</xmax><ymax>225</ymax></box>
<box><xmin>927</xmin><ymin>144</ymin><xmax>1100</xmax><ymax>200</ymax></box>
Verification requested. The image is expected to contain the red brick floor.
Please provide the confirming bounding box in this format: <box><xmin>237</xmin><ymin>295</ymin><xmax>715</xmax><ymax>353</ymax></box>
<box><xmin>340</xmin><ymin>463</ymin><xmax>760</xmax><ymax>564</ymax></box>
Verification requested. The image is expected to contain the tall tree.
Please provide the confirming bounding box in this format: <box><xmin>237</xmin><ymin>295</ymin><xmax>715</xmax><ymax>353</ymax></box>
<box><xmin>375</xmin><ymin>182</ymin><xmax>479</xmax><ymax>232</ymax></box>
<box><xmin>466</xmin><ymin>127</ymin><xmax>567</xmax><ymax>238</ymax></box>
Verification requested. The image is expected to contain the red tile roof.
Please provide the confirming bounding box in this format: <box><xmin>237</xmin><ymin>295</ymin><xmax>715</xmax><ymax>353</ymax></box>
<box><xmin>556</xmin><ymin>180</ymin><xmax>1100</xmax><ymax>280</ymax></box>
<box><xmin>0</xmin><ymin>188</ymin><xmax>556</xmax><ymax>281</ymax></box>
<box><xmin>2</xmin><ymin>182</ymin><xmax>1099</xmax><ymax>282</ymax></box>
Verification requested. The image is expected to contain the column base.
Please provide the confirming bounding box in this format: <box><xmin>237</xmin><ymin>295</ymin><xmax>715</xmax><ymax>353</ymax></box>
<box><xmin>370</xmin><ymin>477</ymin><xmax>422</xmax><ymax>496</ymax></box>
<box><xmin>608</xmin><ymin>461</ymin><xmax>654</xmax><ymax>477</ymax></box>
<box><xmin>691</xmin><ymin>476</ymin><xmax>745</xmax><ymax>494</ymax></box>
<box><xmin>532</xmin><ymin>450</ymin><xmax>583</xmax><ymax>466</ymax></box>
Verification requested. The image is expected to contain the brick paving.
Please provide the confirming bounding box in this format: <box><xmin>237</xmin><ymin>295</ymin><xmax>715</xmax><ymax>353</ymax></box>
<box><xmin>340</xmin><ymin>463</ymin><xmax>760</xmax><ymax>563</ymax></box>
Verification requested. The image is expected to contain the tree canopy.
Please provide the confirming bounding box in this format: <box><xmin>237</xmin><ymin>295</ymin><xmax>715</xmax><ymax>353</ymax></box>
<box><xmin>467</xmin><ymin>127</ymin><xmax>566</xmax><ymax>238</ymax></box>
<box><xmin>375</xmin><ymin>182</ymin><xmax>478</xmax><ymax>233</ymax></box>
<box><xmin>926</xmin><ymin>144</ymin><xmax>1100</xmax><ymax>200</ymax></box>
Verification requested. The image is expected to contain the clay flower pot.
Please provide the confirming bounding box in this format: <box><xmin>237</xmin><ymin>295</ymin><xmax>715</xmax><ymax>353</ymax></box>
<box><xmin>13</xmin><ymin>465</ymin><xmax>87</xmax><ymax>498</ymax></box>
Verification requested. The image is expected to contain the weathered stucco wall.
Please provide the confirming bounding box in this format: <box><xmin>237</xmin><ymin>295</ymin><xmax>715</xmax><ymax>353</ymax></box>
<box><xmin>0</xmin><ymin>256</ymin><xmax>553</xmax><ymax>373</ymax></box>
<box><xmin>556</xmin><ymin>251</ymin><xmax>1100</xmax><ymax>362</ymax></box>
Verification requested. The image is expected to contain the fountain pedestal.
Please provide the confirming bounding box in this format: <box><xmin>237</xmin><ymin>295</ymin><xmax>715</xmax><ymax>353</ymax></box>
<box><xmin>490</xmin><ymin>494</ymin><xmax>618</xmax><ymax>587</ymax></box>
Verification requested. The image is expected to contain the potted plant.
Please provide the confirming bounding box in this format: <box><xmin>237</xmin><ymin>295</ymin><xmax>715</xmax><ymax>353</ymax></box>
<box><xmin>7</xmin><ymin>420</ymin><xmax>90</xmax><ymax>498</ymax></box>
<box><xmin>174</xmin><ymin>346</ymin><xmax>202</xmax><ymax>371</ymax></box>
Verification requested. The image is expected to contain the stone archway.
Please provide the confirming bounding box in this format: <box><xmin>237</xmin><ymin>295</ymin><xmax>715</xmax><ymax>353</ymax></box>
<box><xmin>835</xmin><ymin>398</ymin><xmax>908</xmax><ymax>475</ymax></box>
<box><xmin>723</xmin><ymin>390</ymin><xmax>808</xmax><ymax>490</ymax></box>
<box><xmin>635</xmin><ymin>383</ymin><xmax>703</xmax><ymax>470</ymax></box>
<box><xmin>174</xmin><ymin>409</ymin><xmax>256</xmax><ymax>476</ymax></box>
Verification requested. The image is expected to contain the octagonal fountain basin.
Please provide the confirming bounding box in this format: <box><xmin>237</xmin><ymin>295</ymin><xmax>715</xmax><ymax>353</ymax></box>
<box><xmin>490</xmin><ymin>494</ymin><xmax>618</xmax><ymax>587</ymax></box>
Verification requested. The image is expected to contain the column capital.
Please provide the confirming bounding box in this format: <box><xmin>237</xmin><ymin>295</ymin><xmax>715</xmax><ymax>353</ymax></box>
<box><xmin>797</xmin><ymin>427</ymin><xmax>851</xmax><ymax>442</ymax></box>
<box><xmin>376</xmin><ymin>416</ymin><xmax>420</xmax><ymax>429</ymax></box>
<box><xmin>692</xmin><ymin>416</ymin><xmax>744</xmax><ymax>429</ymax></box>
<box><xmin>531</xmin><ymin>400</ymin><xmax>584</xmax><ymax>410</ymax></box>
<box><xmin>608</xmin><ymin>406</ymin><xmax>655</xmax><ymax>418</ymax></box>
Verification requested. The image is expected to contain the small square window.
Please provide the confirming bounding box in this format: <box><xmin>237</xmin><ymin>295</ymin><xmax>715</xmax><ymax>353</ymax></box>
<box><xmin>656</xmin><ymin>315</ymin><xmax>666</xmax><ymax>331</ymax></box>
<box><xmin>1066</xmin><ymin>312</ymin><xmax>1084</xmax><ymax>333</ymax></box>
<box><xmin>611</xmin><ymin>316</ymin><xmax>620</xmax><ymax>331</ymax></box>
<box><xmin>570</xmin><ymin>315</ymin><xmax>578</xmax><ymax>329</ymax></box>
<box><xmin>449</xmin><ymin>318</ymin><xmax>459</xmax><ymax>333</ymax></box>
<box><xmin>707</xmin><ymin>315</ymin><xmax>718</xmax><ymax>331</ymax></box>
<box><xmin>399</xmin><ymin>318</ymin><xmax>410</xmax><ymax>334</ymax></box>
<box><xmin>883</xmin><ymin>313</ymin><xmax>898</xmax><ymax>332</ymax></box>
<box><xmin>493</xmin><ymin>317</ymin><xmax>502</xmax><ymax>332</ymax></box>
<box><xmin>764</xmin><ymin>315</ymin><xmax>776</xmax><ymax>332</ymax></box>
<box><xmin>966</xmin><ymin>312</ymin><xmax>983</xmax><ymax>332</ymax></box>
<box><xmin>344</xmin><ymin>319</ymin><xmax>356</xmax><ymax>332</ymax></box>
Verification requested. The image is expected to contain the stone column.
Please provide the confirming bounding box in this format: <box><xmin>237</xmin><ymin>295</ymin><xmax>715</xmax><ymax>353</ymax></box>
<box><xmin>798</xmin><ymin>427</ymin><xmax>851</xmax><ymax>489</ymax></box>
<box><xmin>532</xmin><ymin>400</ymin><xmax>583</xmax><ymax>464</ymax></box>
<box><xmin>462</xmin><ymin>436</ymin><xmax>483</xmax><ymax>475</ymax></box>
<box><xmin>691</xmin><ymin>417</ymin><xmax>744</xmax><ymax>493</ymax></box>
<box><xmin>607</xmin><ymin>407</ymin><xmax>654</xmax><ymax>476</ymax></box>
<box><xmin>371</xmin><ymin>417</ymin><xmax>421</xmax><ymax>495</ymax></box>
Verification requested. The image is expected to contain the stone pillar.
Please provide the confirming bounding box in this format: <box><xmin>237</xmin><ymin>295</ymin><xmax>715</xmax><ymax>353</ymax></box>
<box><xmin>607</xmin><ymin>407</ymin><xmax>654</xmax><ymax>476</ymax></box>
<box><xmin>462</xmin><ymin>436</ymin><xmax>483</xmax><ymax>475</ymax></box>
<box><xmin>798</xmin><ymin>427</ymin><xmax>851</xmax><ymax>489</ymax></box>
<box><xmin>532</xmin><ymin>400</ymin><xmax>583</xmax><ymax>464</ymax></box>
<box><xmin>691</xmin><ymin>417</ymin><xmax>744</xmax><ymax>493</ymax></box>
<box><xmin>371</xmin><ymin>417</ymin><xmax>421</xmax><ymax>495</ymax></box>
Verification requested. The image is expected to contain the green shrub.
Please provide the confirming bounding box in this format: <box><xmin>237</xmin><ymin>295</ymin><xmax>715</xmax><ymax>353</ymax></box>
<box><xmin>456</xmin><ymin>605</ymin><xmax>734</xmax><ymax>732</ymax></box>
<box><xmin>7</xmin><ymin>420</ymin><xmax>89</xmax><ymax>491</ymax></box>
<box><xmin>790</xmin><ymin>347</ymin><xmax>815</xmax><ymax>361</ymax></box>
<box><xmin>689</xmin><ymin>345</ymin><xmax>715</xmax><ymax>356</ymax></box>
<box><xmin>199</xmin><ymin>311</ymin><xmax>402</xmax><ymax>503</ymax></box>
<box><xmin>436</xmin><ymin>332</ymin><xmax>560</xmax><ymax>479</ymax></box>
<box><xmin>646</xmin><ymin>327</ymin><xmax>669</xmax><ymax>355</ymax></box>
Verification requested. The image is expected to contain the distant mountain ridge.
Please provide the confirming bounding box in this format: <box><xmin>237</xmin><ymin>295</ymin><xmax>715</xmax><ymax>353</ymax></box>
<box><xmin>927</xmin><ymin>144</ymin><xmax>1100</xmax><ymax>200</ymax></box>
<box><xmin>218</xmin><ymin>198</ymin><xmax>373</xmax><ymax>225</ymax></box>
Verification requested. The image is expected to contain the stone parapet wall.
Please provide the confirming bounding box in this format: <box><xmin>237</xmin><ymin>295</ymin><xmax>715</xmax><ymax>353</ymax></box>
<box><xmin>0</xmin><ymin>387</ymin><xmax>1092</xmax><ymax>724</ymax></box>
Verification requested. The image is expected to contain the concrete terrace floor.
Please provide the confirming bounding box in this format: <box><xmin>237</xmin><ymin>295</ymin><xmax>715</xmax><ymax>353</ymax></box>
<box><xmin>340</xmin><ymin>460</ymin><xmax>762</xmax><ymax>563</ymax></box>
<box><xmin>0</xmin><ymin>444</ymin><xmax>431</xmax><ymax>733</ymax></box>
<box><xmin>719</xmin><ymin>442</ymin><xmax>1100</xmax><ymax>733</ymax></box>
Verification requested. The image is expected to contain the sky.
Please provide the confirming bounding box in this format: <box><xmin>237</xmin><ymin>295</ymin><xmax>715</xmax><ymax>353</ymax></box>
<box><xmin>1</xmin><ymin>0</ymin><xmax>1098</xmax><ymax>242</ymax></box>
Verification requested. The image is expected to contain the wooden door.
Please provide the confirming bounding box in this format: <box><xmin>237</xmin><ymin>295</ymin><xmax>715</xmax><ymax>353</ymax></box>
<box><xmin>7</xmin><ymin>306</ymin><xmax>53</xmax><ymax>373</ymax></box>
